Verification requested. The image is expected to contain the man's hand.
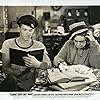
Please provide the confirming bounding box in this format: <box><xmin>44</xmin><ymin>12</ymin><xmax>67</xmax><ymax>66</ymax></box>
<box><xmin>23</xmin><ymin>54</ymin><xmax>42</xmax><ymax>68</ymax></box>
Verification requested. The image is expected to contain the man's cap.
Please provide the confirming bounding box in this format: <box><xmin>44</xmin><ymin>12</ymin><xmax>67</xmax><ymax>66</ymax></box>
<box><xmin>17</xmin><ymin>15</ymin><xmax>38</xmax><ymax>28</ymax></box>
<box><xmin>68</xmin><ymin>21</ymin><xmax>88</xmax><ymax>40</ymax></box>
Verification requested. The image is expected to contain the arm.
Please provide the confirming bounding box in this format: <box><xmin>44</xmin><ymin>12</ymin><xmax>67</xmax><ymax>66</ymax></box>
<box><xmin>89</xmin><ymin>43</ymin><xmax>100</xmax><ymax>69</ymax></box>
<box><xmin>2</xmin><ymin>53</ymin><xmax>21</xmax><ymax>76</ymax></box>
<box><xmin>86</xmin><ymin>31</ymin><xmax>100</xmax><ymax>69</ymax></box>
<box><xmin>53</xmin><ymin>41</ymin><xmax>69</xmax><ymax>67</ymax></box>
<box><xmin>23</xmin><ymin>53</ymin><xmax>51</xmax><ymax>70</ymax></box>
<box><xmin>1</xmin><ymin>40</ymin><xmax>21</xmax><ymax>76</ymax></box>
<box><xmin>23</xmin><ymin>45</ymin><xmax>51</xmax><ymax>70</ymax></box>
<box><xmin>86</xmin><ymin>30</ymin><xmax>100</xmax><ymax>46</ymax></box>
<box><xmin>42</xmin><ymin>50</ymin><xmax>52</xmax><ymax>68</ymax></box>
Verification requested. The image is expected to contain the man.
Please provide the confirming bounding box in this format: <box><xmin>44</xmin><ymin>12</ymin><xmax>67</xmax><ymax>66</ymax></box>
<box><xmin>54</xmin><ymin>21</ymin><xmax>100</xmax><ymax>71</ymax></box>
<box><xmin>0</xmin><ymin>15</ymin><xmax>51</xmax><ymax>91</ymax></box>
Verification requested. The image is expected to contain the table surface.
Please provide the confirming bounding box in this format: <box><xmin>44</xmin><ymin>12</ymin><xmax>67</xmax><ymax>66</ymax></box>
<box><xmin>30</xmin><ymin>69</ymin><xmax>100</xmax><ymax>91</ymax></box>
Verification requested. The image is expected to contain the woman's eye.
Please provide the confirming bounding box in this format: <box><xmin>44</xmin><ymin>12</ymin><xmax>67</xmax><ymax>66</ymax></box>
<box><xmin>23</xmin><ymin>29</ymin><xmax>27</xmax><ymax>31</ymax></box>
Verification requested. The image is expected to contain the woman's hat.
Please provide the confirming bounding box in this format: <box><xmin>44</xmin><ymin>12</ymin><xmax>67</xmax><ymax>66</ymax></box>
<box><xmin>68</xmin><ymin>21</ymin><xmax>88</xmax><ymax>40</ymax></box>
<box><xmin>17</xmin><ymin>15</ymin><xmax>38</xmax><ymax>28</ymax></box>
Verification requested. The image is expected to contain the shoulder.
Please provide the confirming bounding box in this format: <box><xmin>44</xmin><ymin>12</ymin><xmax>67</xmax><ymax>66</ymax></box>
<box><xmin>1</xmin><ymin>38</ymin><xmax>16</xmax><ymax>53</ymax></box>
<box><xmin>2</xmin><ymin>38</ymin><xmax>15</xmax><ymax>45</ymax></box>
<box><xmin>3</xmin><ymin>38</ymin><xmax>15</xmax><ymax>43</ymax></box>
<box><xmin>33</xmin><ymin>40</ymin><xmax>45</xmax><ymax>48</ymax></box>
<box><xmin>64</xmin><ymin>40</ymin><xmax>73</xmax><ymax>47</ymax></box>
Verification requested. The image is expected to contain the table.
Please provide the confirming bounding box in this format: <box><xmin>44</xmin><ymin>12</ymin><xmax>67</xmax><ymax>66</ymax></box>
<box><xmin>30</xmin><ymin>69</ymin><xmax>100</xmax><ymax>91</ymax></box>
<box><xmin>87</xmin><ymin>69</ymin><xmax>100</xmax><ymax>91</ymax></box>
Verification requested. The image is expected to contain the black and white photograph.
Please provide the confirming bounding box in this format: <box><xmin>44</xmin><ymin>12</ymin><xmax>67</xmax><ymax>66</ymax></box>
<box><xmin>0</xmin><ymin>0</ymin><xmax>100</xmax><ymax>99</ymax></box>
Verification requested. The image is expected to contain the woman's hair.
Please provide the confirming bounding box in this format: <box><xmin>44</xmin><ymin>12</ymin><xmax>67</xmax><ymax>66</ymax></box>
<box><xmin>71</xmin><ymin>30</ymin><xmax>88</xmax><ymax>40</ymax></box>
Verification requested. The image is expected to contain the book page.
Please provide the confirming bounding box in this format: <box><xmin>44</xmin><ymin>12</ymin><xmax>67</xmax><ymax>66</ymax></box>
<box><xmin>10</xmin><ymin>48</ymin><xmax>44</xmax><ymax>66</ymax></box>
<box><xmin>63</xmin><ymin>71</ymin><xmax>89</xmax><ymax>81</ymax></box>
<box><xmin>58</xmin><ymin>78</ymin><xmax>97</xmax><ymax>89</ymax></box>
<box><xmin>0</xmin><ymin>1</ymin><xmax>100</xmax><ymax>100</ymax></box>
<box><xmin>48</xmin><ymin>69</ymin><xmax>70</xmax><ymax>83</ymax></box>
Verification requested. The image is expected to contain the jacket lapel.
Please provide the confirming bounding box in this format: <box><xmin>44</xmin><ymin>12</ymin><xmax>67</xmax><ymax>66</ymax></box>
<box><xmin>79</xmin><ymin>49</ymin><xmax>90</xmax><ymax>64</ymax></box>
<box><xmin>69</xmin><ymin>46</ymin><xmax>90</xmax><ymax>64</ymax></box>
<box><xmin>70</xmin><ymin>46</ymin><xmax>77</xmax><ymax>64</ymax></box>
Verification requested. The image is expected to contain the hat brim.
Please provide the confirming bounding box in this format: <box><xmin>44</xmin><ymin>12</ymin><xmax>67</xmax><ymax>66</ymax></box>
<box><xmin>69</xmin><ymin>28</ymin><xmax>88</xmax><ymax>40</ymax></box>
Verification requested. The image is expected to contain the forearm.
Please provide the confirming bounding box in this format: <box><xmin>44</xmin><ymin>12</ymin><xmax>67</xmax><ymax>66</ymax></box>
<box><xmin>54</xmin><ymin>56</ymin><xmax>66</xmax><ymax>67</ymax></box>
<box><xmin>38</xmin><ymin>53</ymin><xmax>52</xmax><ymax>69</ymax></box>
<box><xmin>43</xmin><ymin>54</ymin><xmax>51</xmax><ymax>68</ymax></box>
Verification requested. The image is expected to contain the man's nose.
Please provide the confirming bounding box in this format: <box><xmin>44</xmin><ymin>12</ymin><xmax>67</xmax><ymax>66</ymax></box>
<box><xmin>26</xmin><ymin>30</ymin><xmax>31</xmax><ymax>35</ymax></box>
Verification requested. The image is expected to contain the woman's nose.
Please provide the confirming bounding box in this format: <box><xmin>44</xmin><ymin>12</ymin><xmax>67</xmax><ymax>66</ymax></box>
<box><xmin>77</xmin><ymin>42</ymin><xmax>80</xmax><ymax>45</ymax></box>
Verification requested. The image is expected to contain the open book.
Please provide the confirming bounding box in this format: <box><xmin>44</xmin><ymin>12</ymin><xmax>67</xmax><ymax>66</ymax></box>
<box><xmin>49</xmin><ymin>84</ymin><xmax>89</xmax><ymax>91</ymax></box>
<box><xmin>10</xmin><ymin>48</ymin><xmax>44</xmax><ymax>66</ymax></box>
<box><xmin>47</xmin><ymin>69</ymin><xmax>89</xmax><ymax>84</ymax></box>
<box><xmin>58</xmin><ymin>78</ymin><xmax>97</xmax><ymax>89</ymax></box>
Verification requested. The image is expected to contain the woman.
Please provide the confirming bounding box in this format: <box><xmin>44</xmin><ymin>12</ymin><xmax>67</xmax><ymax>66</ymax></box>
<box><xmin>0</xmin><ymin>15</ymin><xmax>51</xmax><ymax>91</ymax></box>
<box><xmin>54</xmin><ymin>21</ymin><xmax>100</xmax><ymax>70</ymax></box>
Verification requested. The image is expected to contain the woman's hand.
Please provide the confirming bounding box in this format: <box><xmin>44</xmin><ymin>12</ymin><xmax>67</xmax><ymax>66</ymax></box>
<box><xmin>86</xmin><ymin>31</ymin><xmax>96</xmax><ymax>41</ymax></box>
<box><xmin>86</xmin><ymin>31</ymin><xmax>100</xmax><ymax>46</ymax></box>
<box><xmin>23</xmin><ymin>54</ymin><xmax>42</xmax><ymax>68</ymax></box>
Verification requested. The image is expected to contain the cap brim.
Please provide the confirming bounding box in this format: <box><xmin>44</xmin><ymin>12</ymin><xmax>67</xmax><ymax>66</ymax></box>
<box><xmin>69</xmin><ymin>28</ymin><xmax>88</xmax><ymax>40</ymax></box>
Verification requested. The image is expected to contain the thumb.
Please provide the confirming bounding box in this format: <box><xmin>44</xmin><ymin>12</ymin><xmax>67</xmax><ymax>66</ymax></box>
<box><xmin>27</xmin><ymin>53</ymin><xmax>34</xmax><ymax>58</ymax></box>
<box><xmin>27</xmin><ymin>53</ymin><xmax>38</xmax><ymax>60</ymax></box>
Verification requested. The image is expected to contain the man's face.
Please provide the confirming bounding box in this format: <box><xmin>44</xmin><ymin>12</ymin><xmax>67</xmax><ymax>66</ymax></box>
<box><xmin>74</xmin><ymin>35</ymin><xmax>86</xmax><ymax>49</ymax></box>
<box><xmin>20</xmin><ymin>24</ymin><xmax>35</xmax><ymax>41</ymax></box>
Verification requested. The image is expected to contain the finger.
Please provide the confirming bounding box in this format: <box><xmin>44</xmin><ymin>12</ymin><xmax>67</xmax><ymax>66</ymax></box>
<box><xmin>62</xmin><ymin>62</ymin><xmax>67</xmax><ymax>66</ymax></box>
<box><xmin>85</xmin><ymin>35</ymin><xmax>90</xmax><ymax>40</ymax></box>
<box><xmin>24</xmin><ymin>61</ymin><xmax>31</xmax><ymax>67</ymax></box>
<box><xmin>27</xmin><ymin>53</ymin><xmax>31</xmax><ymax>57</ymax></box>
<box><xmin>25</xmin><ymin>63</ymin><xmax>31</xmax><ymax>68</ymax></box>
<box><xmin>87</xmin><ymin>32</ymin><xmax>90</xmax><ymax>35</ymax></box>
<box><xmin>23</xmin><ymin>56</ymin><xmax>31</xmax><ymax>62</ymax></box>
<box><xmin>27</xmin><ymin>53</ymin><xmax>35</xmax><ymax>58</ymax></box>
<box><xmin>23</xmin><ymin>56</ymin><xmax>28</xmax><ymax>59</ymax></box>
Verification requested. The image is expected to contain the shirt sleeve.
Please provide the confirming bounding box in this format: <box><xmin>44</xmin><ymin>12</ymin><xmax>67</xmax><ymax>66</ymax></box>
<box><xmin>1</xmin><ymin>40</ymin><xmax>10</xmax><ymax>57</ymax></box>
<box><xmin>89</xmin><ymin>41</ymin><xmax>100</xmax><ymax>69</ymax></box>
<box><xmin>54</xmin><ymin>41</ymin><xmax>69</xmax><ymax>67</ymax></box>
<box><xmin>38</xmin><ymin>42</ymin><xmax>51</xmax><ymax>68</ymax></box>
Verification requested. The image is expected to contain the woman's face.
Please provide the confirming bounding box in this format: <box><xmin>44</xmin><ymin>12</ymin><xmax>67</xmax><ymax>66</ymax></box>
<box><xmin>74</xmin><ymin>35</ymin><xmax>86</xmax><ymax>49</ymax></box>
<box><xmin>20</xmin><ymin>24</ymin><xmax>35</xmax><ymax>41</ymax></box>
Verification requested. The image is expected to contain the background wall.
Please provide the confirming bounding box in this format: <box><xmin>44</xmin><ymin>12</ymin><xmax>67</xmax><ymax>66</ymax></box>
<box><xmin>6</xmin><ymin>6</ymin><xmax>88</xmax><ymax>27</ymax></box>
<box><xmin>88</xmin><ymin>6</ymin><xmax>100</xmax><ymax>25</ymax></box>
<box><xmin>7</xmin><ymin>6</ymin><xmax>35</xmax><ymax>28</ymax></box>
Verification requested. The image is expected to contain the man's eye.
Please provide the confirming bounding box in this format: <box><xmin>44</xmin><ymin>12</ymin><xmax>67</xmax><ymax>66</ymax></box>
<box><xmin>23</xmin><ymin>29</ymin><xmax>27</xmax><ymax>31</ymax></box>
<box><xmin>75</xmin><ymin>40</ymin><xmax>84</xmax><ymax>43</ymax></box>
<box><xmin>29</xmin><ymin>29</ymin><xmax>33</xmax><ymax>32</ymax></box>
